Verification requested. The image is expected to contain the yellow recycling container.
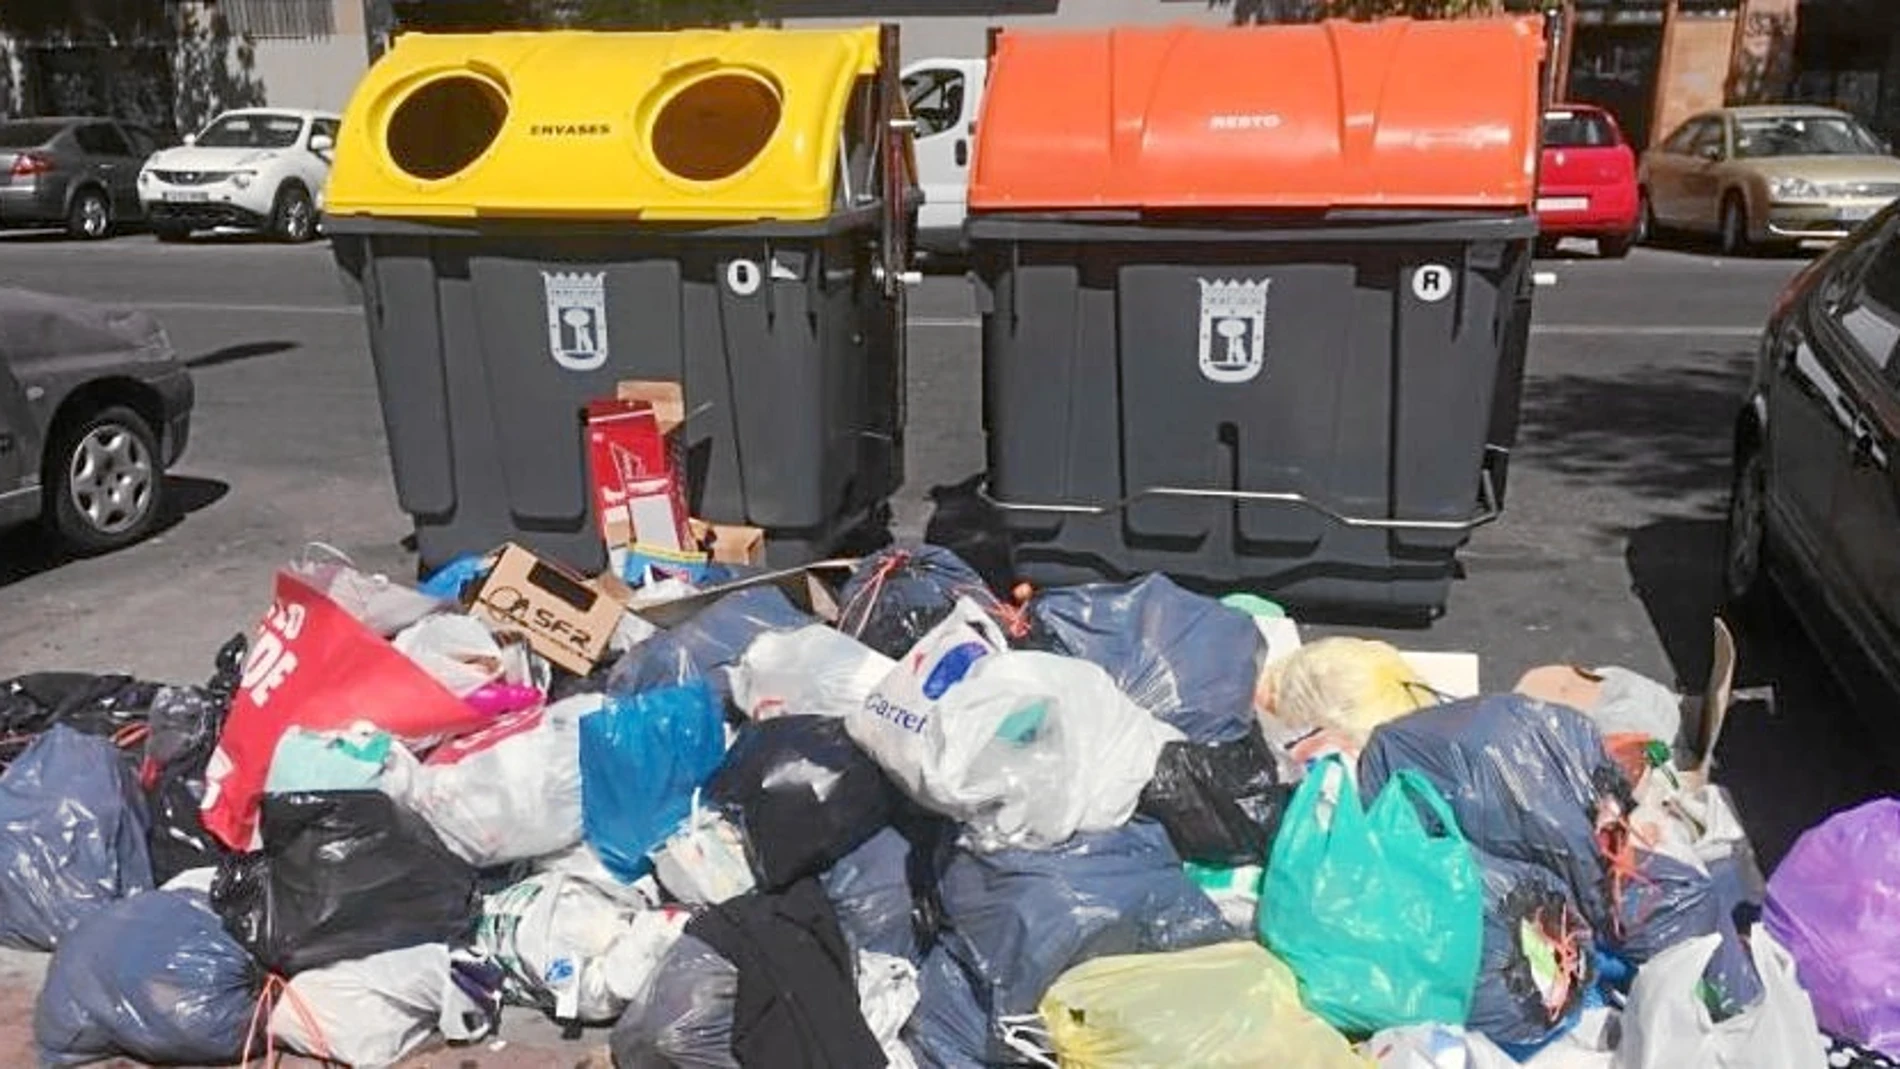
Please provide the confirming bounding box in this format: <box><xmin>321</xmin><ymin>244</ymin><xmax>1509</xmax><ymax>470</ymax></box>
<box><xmin>327</xmin><ymin>26</ymin><xmax>916</xmax><ymax>576</ymax></box>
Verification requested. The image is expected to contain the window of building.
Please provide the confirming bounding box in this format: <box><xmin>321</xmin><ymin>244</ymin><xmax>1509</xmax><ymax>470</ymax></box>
<box><xmin>218</xmin><ymin>0</ymin><xmax>336</xmax><ymax>41</ymax></box>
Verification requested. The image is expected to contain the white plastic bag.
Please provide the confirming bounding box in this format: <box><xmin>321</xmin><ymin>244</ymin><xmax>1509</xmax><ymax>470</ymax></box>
<box><xmin>858</xmin><ymin>951</ymin><xmax>920</xmax><ymax>1069</ymax></box>
<box><xmin>1615</xmin><ymin>931</ymin><xmax>1825</xmax><ymax>1069</ymax></box>
<box><xmin>849</xmin><ymin>598</ymin><xmax>1010</xmax><ymax>800</ymax></box>
<box><xmin>732</xmin><ymin>625</ymin><xmax>895</xmax><ymax>721</ymax></box>
<box><xmin>650</xmin><ymin>801</ymin><xmax>757</xmax><ymax>905</ymax></box>
<box><xmin>1368</xmin><ymin>1024</ymin><xmax>1519</xmax><ymax>1069</ymax></box>
<box><xmin>392</xmin><ymin>614</ymin><xmax>514</xmax><ymax>697</ymax></box>
<box><xmin>476</xmin><ymin>871</ymin><xmax>688</xmax><ymax>1025</ymax></box>
<box><xmin>295</xmin><ymin>544</ymin><xmax>445</xmax><ymax>637</ymax></box>
<box><xmin>270</xmin><ymin>944</ymin><xmax>490</xmax><ymax>1069</ymax></box>
<box><xmin>386</xmin><ymin>695</ymin><xmax>594</xmax><ymax>866</ymax></box>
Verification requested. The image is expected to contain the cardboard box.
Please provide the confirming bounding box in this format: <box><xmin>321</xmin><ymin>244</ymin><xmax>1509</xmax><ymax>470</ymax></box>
<box><xmin>470</xmin><ymin>544</ymin><xmax>623</xmax><ymax>675</ymax></box>
<box><xmin>691</xmin><ymin>519</ymin><xmax>766</xmax><ymax>566</ymax></box>
<box><xmin>586</xmin><ymin>381</ymin><xmax>692</xmax><ymax>554</ymax></box>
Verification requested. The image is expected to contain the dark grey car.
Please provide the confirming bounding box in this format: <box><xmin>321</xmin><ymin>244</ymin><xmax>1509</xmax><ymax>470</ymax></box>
<box><xmin>0</xmin><ymin>117</ymin><xmax>161</xmax><ymax>239</ymax></box>
<box><xmin>0</xmin><ymin>288</ymin><xmax>192</xmax><ymax>552</ymax></box>
<box><xmin>1726</xmin><ymin>199</ymin><xmax>1900</xmax><ymax>697</ymax></box>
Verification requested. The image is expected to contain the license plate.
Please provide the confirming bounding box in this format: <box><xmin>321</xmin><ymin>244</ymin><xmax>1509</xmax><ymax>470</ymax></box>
<box><xmin>1537</xmin><ymin>196</ymin><xmax>1590</xmax><ymax>212</ymax></box>
<box><xmin>161</xmin><ymin>190</ymin><xmax>209</xmax><ymax>203</ymax></box>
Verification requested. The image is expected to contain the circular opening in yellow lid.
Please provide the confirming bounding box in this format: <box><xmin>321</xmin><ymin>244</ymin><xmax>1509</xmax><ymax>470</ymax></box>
<box><xmin>651</xmin><ymin>71</ymin><xmax>782</xmax><ymax>184</ymax></box>
<box><xmin>386</xmin><ymin>73</ymin><xmax>510</xmax><ymax>182</ymax></box>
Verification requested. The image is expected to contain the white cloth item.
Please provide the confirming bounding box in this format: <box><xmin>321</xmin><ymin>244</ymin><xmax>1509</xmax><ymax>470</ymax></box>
<box><xmin>476</xmin><ymin>871</ymin><xmax>689</xmax><ymax>1025</ymax></box>
<box><xmin>270</xmin><ymin>944</ymin><xmax>485</xmax><ymax>1069</ymax></box>
<box><xmin>1614</xmin><ymin>931</ymin><xmax>1825</xmax><ymax>1069</ymax></box>
<box><xmin>858</xmin><ymin>951</ymin><xmax>920</xmax><ymax>1069</ymax></box>
<box><xmin>732</xmin><ymin>625</ymin><xmax>895</xmax><ymax>721</ymax></box>
<box><xmin>384</xmin><ymin>695</ymin><xmax>595</xmax><ymax>866</ymax></box>
<box><xmin>1366</xmin><ymin>1024</ymin><xmax>1519</xmax><ymax>1069</ymax></box>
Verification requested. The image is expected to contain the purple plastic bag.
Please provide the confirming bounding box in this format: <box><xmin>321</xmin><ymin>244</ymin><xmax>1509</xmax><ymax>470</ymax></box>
<box><xmin>1764</xmin><ymin>798</ymin><xmax>1900</xmax><ymax>1057</ymax></box>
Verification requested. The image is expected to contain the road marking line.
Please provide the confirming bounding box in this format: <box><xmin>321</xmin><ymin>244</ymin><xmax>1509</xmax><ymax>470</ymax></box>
<box><xmin>911</xmin><ymin>316</ymin><xmax>1760</xmax><ymax>338</ymax></box>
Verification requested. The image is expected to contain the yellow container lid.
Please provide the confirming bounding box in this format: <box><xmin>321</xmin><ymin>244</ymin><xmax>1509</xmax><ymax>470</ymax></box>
<box><xmin>327</xmin><ymin>27</ymin><xmax>882</xmax><ymax>222</ymax></box>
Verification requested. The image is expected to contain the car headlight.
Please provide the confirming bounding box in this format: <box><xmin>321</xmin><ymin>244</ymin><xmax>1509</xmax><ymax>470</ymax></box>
<box><xmin>138</xmin><ymin>170</ymin><xmax>153</xmax><ymax>186</ymax></box>
<box><xmin>231</xmin><ymin>171</ymin><xmax>255</xmax><ymax>189</ymax></box>
<box><xmin>1768</xmin><ymin>176</ymin><xmax>1823</xmax><ymax>201</ymax></box>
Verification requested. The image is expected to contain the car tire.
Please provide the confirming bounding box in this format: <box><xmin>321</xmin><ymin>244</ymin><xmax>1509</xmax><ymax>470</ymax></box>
<box><xmin>269</xmin><ymin>183</ymin><xmax>316</xmax><ymax>244</ymax></box>
<box><xmin>1599</xmin><ymin>233</ymin><xmax>1634</xmax><ymax>259</ymax></box>
<box><xmin>1535</xmin><ymin>235</ymin><xmax>1561</xmax><ymax>258</ymax></box>
<box><xmin>44</xmin><ymin>405</ymin><xmax>166</xmax><ymax>554</ymax></box>
<box><xmin>65</xmin><ymin>187</ymin><xmax>112</xmax><ymax>241</ymax></box>
<box><xmin>153</xmin><ymin>225</ymin><xmax>192</xmax><ymax>243</ymax></box>
<box><xmin>1637</xmin><ymin>189</ymin><xmax>1659</xmax><ymax>245</ymax></box>
<box><xmin>1719</xmin><ymin>193</ymin><xmax>1753</xmax><ymax>257</ymax></box>
<box><xmin>1722</xmin><ymin>443</ymin><xmax>1775</xmax><ymax>617</ymax></box>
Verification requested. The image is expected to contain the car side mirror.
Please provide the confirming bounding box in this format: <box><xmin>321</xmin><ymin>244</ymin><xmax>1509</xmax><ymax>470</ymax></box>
<box><xmin>309</xmin><ymin>134</ymin><xmax>335</xmax><ymax>153</ymax></box>
<box><xmin>1698</xmin><ymin>144</ymin><xmax>1722</xmax><ymax>162</ymax></box>
<box><xmin>181</xmin><ymin>133</ymin><xmax>196</xmax><ymax>146</ymax></box>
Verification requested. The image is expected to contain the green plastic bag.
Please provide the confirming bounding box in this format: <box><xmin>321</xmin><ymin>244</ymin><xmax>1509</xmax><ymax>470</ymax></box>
<box><xmin>1258</xmin><ymin>755</ymin><xmax>1483</xmax><ymax>1035</ymax></box>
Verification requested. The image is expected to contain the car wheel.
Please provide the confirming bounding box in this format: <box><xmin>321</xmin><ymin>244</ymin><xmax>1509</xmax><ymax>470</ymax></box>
<box><xmin>270</xmin><ymin>184</ymin><xmax>316</xmax><ymax>243</ymax></box>
<box><xmin>1637</xmin><ymin>189</ymin><xmax>1658</xmax><ymax>245</ymax></box>
<box><xmin>1723</xmin><ymin>444</ymin><xmax>1772</xmax><ymax>611</ymax></box>
<box><xmin>45</xmin><ymin>405</ymin><xmax>166</xmax><ymax>554</ymax></box>
<box><xmin>1719</xmin><ymin>193</ymin><xmax>1753</xmax><ymax>257</ymax></box>
<box><xmin>153</xmin><ymin>224</ymin><xmax>192</xmax><ymax>243</ymax></box>
<box><xmin>65</xmin><ymin>188</ymin><xmax>112</xmax><ymax>240</ymax></box>
<box><xmin>1535</xmin><ymin>235</ymin><xmax>1561</xmax><ymax>258</ymax></box>
<box><xmin>1599</xmin><ymin>233</ymin><xmax>1634</xmax><ymax>259</ymax></box>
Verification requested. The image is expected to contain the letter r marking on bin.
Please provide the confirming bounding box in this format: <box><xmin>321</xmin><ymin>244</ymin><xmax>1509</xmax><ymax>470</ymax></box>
<box><xmin>1412</xmin><ymin>264</ymin><xmax>1454</xmax><ymax>304</ymax></box>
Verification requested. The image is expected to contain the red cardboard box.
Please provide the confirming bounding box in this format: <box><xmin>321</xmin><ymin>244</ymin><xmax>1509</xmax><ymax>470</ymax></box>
<box><xmin>586</xmin><ymin>381</ymin><xmax>692</xmax><ymax>553</ymax></box>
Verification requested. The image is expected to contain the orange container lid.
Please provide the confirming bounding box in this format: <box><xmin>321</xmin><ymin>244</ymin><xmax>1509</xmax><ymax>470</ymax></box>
<box><xmin>968</xmin><ymin>18</ymin><xmax>1545</xmax><ymax>213</ymax></box>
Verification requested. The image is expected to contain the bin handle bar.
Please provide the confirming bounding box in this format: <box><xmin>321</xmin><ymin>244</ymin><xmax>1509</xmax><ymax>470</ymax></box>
<box><xmin>982</xmin><ymin>466</ymin><xmax>1501</xmax><ymax>533</ymax></box>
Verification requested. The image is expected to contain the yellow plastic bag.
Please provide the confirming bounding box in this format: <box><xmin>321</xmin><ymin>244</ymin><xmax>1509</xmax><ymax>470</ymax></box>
<box><xmin>1261</xmin><ymin>638</ymin><xmax>1433</xmax><ymax>747</ymax></box>
<box><xmin>1037</xmin><ymin>942</ymin><xmax>1370</xmax><ymax>1069</ymax></box>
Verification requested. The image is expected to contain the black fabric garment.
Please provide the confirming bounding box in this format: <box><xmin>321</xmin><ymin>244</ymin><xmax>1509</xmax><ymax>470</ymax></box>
<box><xmin>686</xmin><ymin>877</ymin><xmax>885</xmax><ymax>1069</ymax></box>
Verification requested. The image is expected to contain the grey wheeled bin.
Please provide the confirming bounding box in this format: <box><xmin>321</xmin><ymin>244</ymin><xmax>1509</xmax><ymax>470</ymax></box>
<box><xmin>966</xmin><ymin>18</ymin><xmax>1545</xmax><ymax>616</ymax></box>
<box><xmin>326</xmin><ymin>26</ymin><xmax>915</xmax><ymax>574</ymax></box>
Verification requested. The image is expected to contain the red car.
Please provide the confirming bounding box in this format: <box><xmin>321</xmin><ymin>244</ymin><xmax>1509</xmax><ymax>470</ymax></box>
<box><xmin>1537</xmin><ymin>104</ymin><xmax>1641</xmax><ymax>258</ymax></box>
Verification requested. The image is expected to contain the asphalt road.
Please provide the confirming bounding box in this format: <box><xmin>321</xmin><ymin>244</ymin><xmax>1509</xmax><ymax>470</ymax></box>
<box><xmin>0</xmin><ymin>231</ymin><xmax>1891</xmax><ymax>873</ymax></box>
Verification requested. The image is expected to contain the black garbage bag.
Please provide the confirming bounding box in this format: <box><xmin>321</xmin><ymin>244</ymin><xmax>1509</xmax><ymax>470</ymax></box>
<box><xmin>607</xmin><ymin>586</ymin><xmax>813</xmax><ymax>698</ymax></box>
<box><xmin>1358</xmin><ymin>694</ymin><xmax>1634</xmax><ymax>934</ymax></box>
<box><xmin>1612</xmin><ymin>847</ymin><xmax>1762</xmax><ymax>1016</ymax></box>
<box><xmin>837</xmin><ymin>546</ymin><xmax>1021</xmax><ymax>659</ymax></box>
<box><xmin>932</xmin><ymin>820</ymin><xmax>1233</xmax><ymax>1064</ymax></box>
<box><xmin>1029</xmin><ymin>575</ymin><xmax>1263</xmax><ymax>743</ymax></box>
<box><xmin>141</xmin><ymin>686</ymin><xmax>232</xmax><ymax>886</ymax></box>
<box><xmin>923</xmin><ymin>474</ymin><xmax>1018</xmax><ymax>598</ymax></box>
<box><xmin>610</xmin><ymin>933</ymin><xmax>740</xmax><ymax>1069</ymax></box>
<box><xmin>0</xmin><ymin>673</ymin><xmax>157</xmax><ymax>772</ymax></box>
<box><xmin>1470</xmin><ymin>852</ymin><xmax>1597</xmax><ymax>1048</ymax></box>
<box><xmin>1137</xmin><ymin>726</ymin><xmax>1292</xmax><ymax>865</ymax></box>
<box><xmin>708</xmin><ymin>716</ymin><xmax>895</xmax><ymax>891</ymax></box>
<box><xmin>211</xmin><ymin>790</ymin><xmax>478</xmax><ymax>975</ymax></box>
<box><xmin>0</xmin><ymin>725</ymin><xmax>151</xmax><ymax>950</ymax></box>
<box><xmin>34</xmin><ymin>889</ymin><xmax>260</xmax><ymax>1067</ymax></box>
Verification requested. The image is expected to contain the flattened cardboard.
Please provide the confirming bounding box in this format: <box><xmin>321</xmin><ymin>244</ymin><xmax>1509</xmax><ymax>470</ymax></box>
<box><xmin>628</xmin><ymin>560</ymin><xmax>856</xmax><ymax>629</ymax></box>
<box><xmin>615</xmin><ymin>380</ymin><xmax>686</xmax><ymax>433</ymax></box>
<box><xmin>470</xmin><ymin>544</ymin><xmax>621</xmax><ymax>675</ymax></box>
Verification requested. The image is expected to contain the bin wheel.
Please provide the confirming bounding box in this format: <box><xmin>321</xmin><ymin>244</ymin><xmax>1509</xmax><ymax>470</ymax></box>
<box><xmin>270</xmin><ymin>183</ymin><xmax>316</xmax><ymax>244</ymax></box>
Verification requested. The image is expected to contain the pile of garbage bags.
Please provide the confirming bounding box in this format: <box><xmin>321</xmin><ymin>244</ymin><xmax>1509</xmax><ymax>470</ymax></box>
<box><xmin>1</xmin><ymin>541</ymin><xmax>1895</xmax><ymax>1068</ymax></box>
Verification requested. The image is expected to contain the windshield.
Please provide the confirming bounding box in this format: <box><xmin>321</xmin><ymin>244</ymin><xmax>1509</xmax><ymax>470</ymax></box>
<box><xmin>1735</xmin><ymin>116</ymin><xmax>1885</xmax><ymax>159</ymax></box>
<box><xmin>195</xmin><ymin>113</ymin><xmax>305</xmax><ymax>149</ymax></box>
<box><xmin>0</xmin><ymin>121</ymin><xmax>67</xmax><ymax>149</ymax></box>
<box><xmin>1544</xmin><ymin>111</ymin><xmax>1620</xmax><ymax>149</ymax></box>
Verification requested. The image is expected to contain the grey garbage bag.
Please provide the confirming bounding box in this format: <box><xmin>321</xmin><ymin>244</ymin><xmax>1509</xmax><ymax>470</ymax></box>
<box><xmin>904</xmin><ymin>948</ymin><xmax>992</xmax><ymax>1069</ymax></box>
<box><xmin>1470</xmin><ymin>852</ymin><xmax>1596</xmax><ymax>1048</ymax></box>
<box><xmin>610</xmin><ymin>933</ymin><xmax>740</xmax><ymax>1069</ymax></box>
<box><xmin>933</xmin><ymin>820</ymin><xmax>1233</xmax><ymax>1064</ymax></box>
<box><xmin>0</xmin><ymin>725</ymin><xmax>152</xmax><ymax>949</ymax></box>
<box><xmin>1029</xmin><ymin>575</ymin><xmax>1263</xmax><ymax>743</ymax></box>
<box><xmin>1358</xmin><ymin>694</ymin><xmax>1632</xmax><ymax>934</ymax></box>
<box><xmin>607</xmin><ymin>586</ymin><xmax>813</xmax><ymax>698</ymax></box>
<box><xmin>34</xmin><ymin>889</ymin><xmax>258</xmax><ymax>1068</ymax></box>
<box><xmin>1613</xmin><ymin>847</ymin><xmax>1763</xmax><ymax>1016</ymax></box>
<box><xmin>821</xmin><ymin>826</ymin><xmax>926</xmax><ymax>964</ymax></box>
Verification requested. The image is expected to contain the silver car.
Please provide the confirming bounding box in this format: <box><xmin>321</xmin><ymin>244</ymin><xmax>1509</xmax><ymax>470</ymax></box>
<box><xmin>0</xmin><ymin>117</ymin><xmax>161</xmax><ymax>240</ymax></box>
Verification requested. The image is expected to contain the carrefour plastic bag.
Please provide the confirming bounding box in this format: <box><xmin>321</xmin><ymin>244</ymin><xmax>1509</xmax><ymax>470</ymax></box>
<box><xmin>1138</xmin><ymin>726</ymin><xmax>1291</xmax><ymax>865</ymax></box>
<box><xmin>476</xmin><ymin>870</ymin><xmax>690</xmax><ymax>1024</ymax></box>
<box><xmin>1471</xmin><ymin>852</ymin><xmax>1595</xmax><ymax>1047</ymax></box>
<box><xmin>579</xmin><ymin>681</ymin><xmax>726</xmax><ymax>882</ymax></box>
<box><xmin>1358</xmin><ymin>694</ymin><xmax>1633</xmax><ymax>936</ymax></box>
<box><xmin>386</xmin><ymin>694</ymin><xmax>594</xmax><ymax>867</ymax></box>
<box><xmin>1614</xmin><ymin>931</ymin><xmax>1824</xmax><ymax>1069</ymax></box>
<box><xmin>270</xmin><ymin>943</ymin><xmax>504</xmax><ymax>1068</ymax></box>
<box><xmin>731</xmin><ymin>625</ymin><xmax>895</xmax><ymax>720</ymax></box>
<box><xmin>1029</xmin><ymin>574</ymin><xmax>1264</xmax><ymax>743</ymax></box>
<box><xmin>1765</xmin><ymin>798</ymin><xmax>1900</xmax><ymax>1057</ymax></box>
<box><xmin>934</xmin><ymin>820</ymin><xmax>1233</xmax><ymax>1063</ymax></box>
<box><xmin>610</xmin><ymin>933</ymin><xmax>741</xmax><ymax>1069</ymax></box>
<box><xmin>0</xmin><ymin>725</ymin><xmax>152</xmax><ymax>950</ymax></box>
<box><xmin>1261</xmin><ymin>637</ymin><xmax>1436</xmax><ymax>747</ymax></box>
<box><xmin>34</xmin><ymin>889</ymin><xmax>258</xmax><ymax>1068</ymax></box>
<box><xmin>1260</xmin><ymin>756</ymin><xmax>1484</xmax><ymax>1035</ymax></box>
<box><xmin>1035</xmin><ymin>941</ymin><xmax>1364</xmax><ymax>1069</ymax></box>
<box><xmin>707</xmin><ymin>714</ymin><xmax>896</xmax><ymax>889</ymax></box>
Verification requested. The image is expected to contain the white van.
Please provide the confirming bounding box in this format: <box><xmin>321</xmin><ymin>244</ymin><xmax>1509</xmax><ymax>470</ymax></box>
<box><xmin>901</xmin><ymin>57</ymin><xmax>987</xmax><ymax>256</ymax></box>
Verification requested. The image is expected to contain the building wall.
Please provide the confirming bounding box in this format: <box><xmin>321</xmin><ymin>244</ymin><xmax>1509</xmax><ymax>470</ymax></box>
<box><xmin>1652</xmin><ymin>13</ymin><xmax>1735</xmax><ymax>142</ymax></box>
<box><xmin>242</xmin><ymin>0</ymin><xmax>368</xmax><ymax>114</ymax></box>
<box><xmin>776</xmin><ymin>0</ymin><xmax>1230</xmax><ymax>63</ymax></box>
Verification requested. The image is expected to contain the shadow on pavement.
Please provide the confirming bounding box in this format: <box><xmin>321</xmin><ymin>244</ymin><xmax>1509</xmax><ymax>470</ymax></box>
<box><xmin>0</xmin><ymin>474</ymin><xmax>229</xmax><ymax>588</ymax></box>
<box><xmin>186</xmin><ymin>339</ymin><xmax>298</xmax><ymax>369</ymax></box>
<box><xmin>1515</xmin><ymin>350</ymin><xmax>1750</xmax><ymax>513</ymax></box>
<box><xmin>1625</xmin><ymin>516</ymin><xmax>1898</xmax><ymax>872</ymax></box>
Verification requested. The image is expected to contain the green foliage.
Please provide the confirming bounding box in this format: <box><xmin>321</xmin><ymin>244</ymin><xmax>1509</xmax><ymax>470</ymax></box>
<box><xmin>1225</xmin><ymin>0</ymin><xmax>1549</xmax><ymax>22</ymax></box>
<box><xmin>562</xmin><ymin>0</ymin><xmax>761</xmax><ymax>27</ymax></box>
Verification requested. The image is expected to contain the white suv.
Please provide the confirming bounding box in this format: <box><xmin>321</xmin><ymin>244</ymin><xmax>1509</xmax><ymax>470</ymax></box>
<box><xmin>139</xmin><ymin>108</ymin><xmax>339</xmax><ymax>243</ymax></box>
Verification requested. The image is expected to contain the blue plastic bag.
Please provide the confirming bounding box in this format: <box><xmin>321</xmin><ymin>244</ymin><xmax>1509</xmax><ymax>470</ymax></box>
<box><xmin>580</xmin><ymin>681</ymin><xmax>726</xmax><ymax>882</ymax></box>
<box><xmin>1260</xmin><ymin>755</ymin><xmax>1484</xmax><ymax>1036</ymax></box>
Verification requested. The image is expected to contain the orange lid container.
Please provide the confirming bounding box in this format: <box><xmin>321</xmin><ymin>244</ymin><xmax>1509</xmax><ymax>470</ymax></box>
<box><xmin>968</xmin><ymin>18</ymin><xmax>1544</xmax><ymax>213</ymax></box>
